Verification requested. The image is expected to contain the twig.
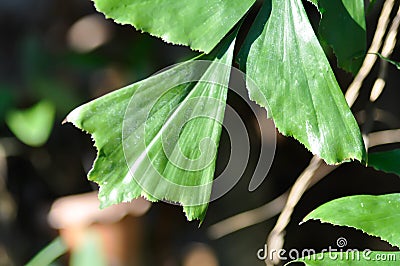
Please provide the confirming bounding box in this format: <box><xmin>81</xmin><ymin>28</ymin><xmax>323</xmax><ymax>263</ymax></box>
<box><xmin>207</xmin><ymin>115</ymin><xmax>400</xmax><ymax>241</ymax></box>
<box><xmin>265</xmin><ymin>2</ymin><xmax>398</xmax><ymax>265</ymax></box>
<box><xmin>364</xmin><ymin>3</ymin><xmax>400</xmax><ymax>147</ymax></box>
<box><xmin>370</xmin><ymin>3</ymin><xmax>400</xmax><ymax>102</ymax></box>
<box><xmin>265</xmin><ymin>157</ymin><xmax>336</xmax><ymax>265</ymax></box>
<box><xmin>207</xmin><ymin>2</ymin><xmax>399</xmax><ymax>261</ymax></box>
<box><xmin>345</xmin><ymin>0</ymin><xmax>395</xmax><ymax>107</ymax></box>
<box><xmin>355</xmin><ymin>108</ymin><xmax>400</xmax><ymax>128</ymax></box>
<box><xmin>208</xmin><ymin>192</ymin><xmax>288</xmax><ymax>239</ymax></box>
<box><xmin>368</xmin><ymin>129</ymin><xmax>400</xmax><ymax>148</ymax></box>
<box><xmin>265</xmin><ymin>127</ymin><xmax>400</xmax><ymax>266</ymax></box>
<box><xmin>208</xmin><ymin>126</ymin><xmax>400</xmax><ymax>242</ymax></box>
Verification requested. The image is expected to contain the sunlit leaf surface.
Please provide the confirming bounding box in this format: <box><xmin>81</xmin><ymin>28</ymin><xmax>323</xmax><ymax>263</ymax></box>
<box><xmin>93</xmin><ymin>0</ymin><xmax>255</xmax><ymax>53</ymax></box>
<box><xmin>65</xmin><ymin>33</ymin><xmax>236</xmax><ymax>221</ymax></box>
<box><xmin>303</xmin><ymin>194</ymin><xmax>400</xmax><ymax>248</ymax></box>
<box><xmin>239</xmin><ymin>0</ymin><xmax>365</xmax><ymax>164</ymax></box>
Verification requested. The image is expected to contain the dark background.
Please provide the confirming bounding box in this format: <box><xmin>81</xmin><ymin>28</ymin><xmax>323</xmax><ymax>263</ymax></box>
<box><xmin>0</xmin><ymin>0</ymin><xmax>399</xmax><ymax>265</ymax></box>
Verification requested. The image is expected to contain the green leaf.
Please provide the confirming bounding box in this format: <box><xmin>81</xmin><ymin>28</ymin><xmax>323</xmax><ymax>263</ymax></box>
<box><xmin>374</xmin><ymin>53</ymin><xmax>400</xmax><ymax>70</ymax></box>
<box><xmin>306</xmin><ymin>0</ymin><xmax>318</xmax><ymax>7</ymax></box>
<box><xmin>309</xmin><ymin>0</ymin><xmax>366</xmax><ymax>74</ymax></box>
<box><xmin>6</xmin><ymin>100</ymin><xmax>55</xmax><ymax>147</ymax></box>
<box><xmin>238</xmin><ymin>0</ymin><xmax>366</xmax><ymax>164</ymax></box>
<box><xmin>289</xmin><ymin>251</ymin><xmax>400</xmax><ymax>265</ymax></box>
<box><xmin>92</xmin><ymin>0</ymin><xmax>255</xmax><ymax>53</ymax></box>
<box><xmin>65</xmin><ymin>33</ymin><xmax>237</xmax><ymax>221</ymax></box>
<box><xmin>368</xmin><ymin>149</ymin><xmax>400</xmax><ymax>176</ymax></box>
<box><xmin>318</xmin><ymin>0</ymin><xmax>366</xmax><ymax>74</ymax></box>
<box><xmin>303</xmin><ymin>194</ymin><xmax>400</xmax><ymax>248</ymax></box>
<box><xmin>26</xmin><ymin>237</ymin><xmax>68</xmax><ymax>266</ymax></box>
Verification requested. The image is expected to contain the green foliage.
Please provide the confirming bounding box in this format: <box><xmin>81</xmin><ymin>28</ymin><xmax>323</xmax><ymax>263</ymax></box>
<box><xmin>239</xmin><ymin>0</ymin><xmax>365</xmax><ymax>164</ymax></box>
<box><xmin>314</xmin><ymin>0</ymin><xmax>366</xmax><ymax>74</ymax></box>
<box><xmin>66</xmin><ymin>33</ymin><xmax>237</xmax><ymax>221</ymax></box>
<box><xmin>6</xmin><ymin>100</ymin><xmax>55</xmax><ymax>147</ymax></box>
<box><xmin>368</xmin><ymin>149</ymin><xmax>400</xmax><ymax>176</ymax></box>
<box><xmin>24</xmin><ymin>0</ymin><xmax>399</xmax><ymax>264</ymax></box>
<box><xmin>92</xmin><ymin>0</ymin><xmax>255</xmax><ymax>53</ymax></box>
<box><xmin>289</xmin><ymin>251</ymin><xmax>400</xmax><ymax>265</ymax></box>
<box><xmin>67</xmin><ymin>0</ymin><xmax>369</xmax><ymax>221</ymax></box>
<box><xmin>303</xmin><ymin>194</ymin><xmax>400</xmax><ymax>248</ymax></box>
<box><xmin>292</xmin><ymin>193</ymin><xmax>400</xmax><ymax>264</ymax></box>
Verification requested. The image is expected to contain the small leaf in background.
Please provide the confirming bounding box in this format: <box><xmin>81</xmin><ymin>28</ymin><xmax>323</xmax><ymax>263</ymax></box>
<box><xmin>93</xmin><ymin>0</ymin><xmax>255</xmax><ymax>53</ymax></box>
<box><xmin>368</xmin><ymin>149</ymin><xmax>400</xmax><ymax>176</ymax></box>
<box><xmin>303</xmin><ymin>194</ymin><xmax>400</xmax><ymax>248</ymax></box>
<box><xmin>310</xmin><ymin>0</ymin><xmax>366</xmax><ymax>74</ymax></box>
<box><xmin>289</xmin><ymin>251</ymin><xmax>400</xmax><ymax>265</ymax></box>
<box><xmin>65</xmin><ymin>32</ymin><xmax>237</xmax><ymax>221</ymax></box>
<box><xmin>239</xmin><ymin>0</ymin><xmax>365</xmax><ymax>165</ymax></box>
<box><xmin>6</xmin><ymin>100</ymin><xmax>56</xmax><ymax>147</ymax></box>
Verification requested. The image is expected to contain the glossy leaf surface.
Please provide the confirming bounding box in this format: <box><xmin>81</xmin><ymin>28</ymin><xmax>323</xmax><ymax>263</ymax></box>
<box><xmin>239</xmin><ymin>0</ymin><xmax>365</xmax><ymax>164</ymax></box>
<box><xmin>304</xmin><ymin>194</ymin><xmax>400</xmax><ymax>248</ymax></box>
<box><xmin>65</xmin><ymin>34</ymin><xmax>236</xmax><ymax>221</ymax></box>
<box><xmin>93</xmin><ymin>0</ymin><xmax>254</xmax><ymax>53</ymax></box>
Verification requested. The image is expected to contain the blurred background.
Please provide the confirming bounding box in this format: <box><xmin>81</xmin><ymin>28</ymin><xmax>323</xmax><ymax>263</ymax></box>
<box><xmin>0</xmin><ymin>0</ymin><xmax>400</xmax><ymax>265</ymax></box>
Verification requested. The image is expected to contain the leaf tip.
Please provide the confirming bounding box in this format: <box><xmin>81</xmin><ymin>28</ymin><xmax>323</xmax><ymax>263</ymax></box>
<box><xmin>63</xmin><ymin>105</ymin><xmax>84</xmax><ymax>126</ymax></box>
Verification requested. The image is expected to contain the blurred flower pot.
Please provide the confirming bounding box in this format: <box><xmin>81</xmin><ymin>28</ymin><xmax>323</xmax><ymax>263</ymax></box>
<box><xmin>48</xmin><ymin>192</ymin><xmax>151</xmax><ymax>265</ymax></box>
